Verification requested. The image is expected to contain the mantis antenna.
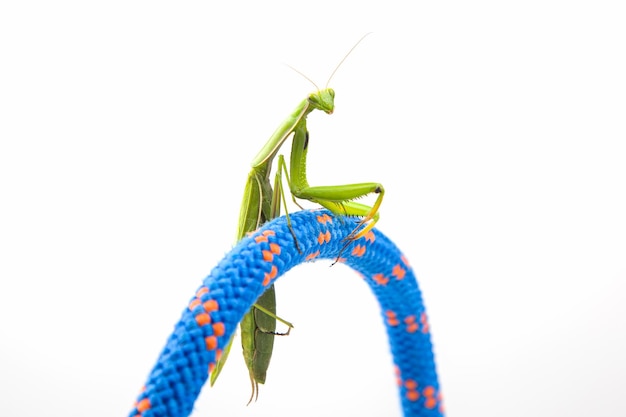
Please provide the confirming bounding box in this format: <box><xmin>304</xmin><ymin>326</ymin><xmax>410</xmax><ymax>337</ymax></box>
<box><xmin>325</xmin><ymin>32</ymin><xmax>372</xmax><ymax>88</ymax></box>
<box><xmin>285</xmin><ymin>63</ymin><xmax>320</xmax><ymax>91</ymax></box>
<box><xmin>285</xmin><ymin>32</ymin><xmax>373</xmax><ymax>91</ymax></box>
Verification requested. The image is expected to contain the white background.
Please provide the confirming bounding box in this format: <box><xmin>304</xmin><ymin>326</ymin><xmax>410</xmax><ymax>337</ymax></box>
<box><xmin>1</xmin><ymin>2</ymin><xmax>625</xmax><ymax>417</ymax></box>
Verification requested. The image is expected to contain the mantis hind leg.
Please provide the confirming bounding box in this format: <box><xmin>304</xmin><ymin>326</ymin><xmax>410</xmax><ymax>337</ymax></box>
<box><xmin>241</xmin><ymin>285</ymin><xmax>293</xmax><ymax>405</ymax></box>
<box><xmin>253</xmin><ymin>302</ymin><xmax>294</xmax><ymax>335</ymax></box>
<box><xmin>274</xmin><ymin>155</ymin><xmax>304</xmax><ymax>253</ymax></box>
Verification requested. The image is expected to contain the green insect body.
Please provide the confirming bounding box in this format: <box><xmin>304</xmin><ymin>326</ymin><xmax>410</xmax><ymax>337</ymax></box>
<box><xmin>209</xmin><ymin>33</ymin><xmax>383</xmax><ymax>404</ymax></box>
<box><xmin>210</xmin><ymin>90</ymin><xmax>336</xmax><ymax>404</ymax></box>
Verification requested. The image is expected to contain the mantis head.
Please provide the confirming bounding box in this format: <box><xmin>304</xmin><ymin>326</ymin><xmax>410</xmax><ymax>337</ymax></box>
<box><xmin>292</xmin><ymin>33</ymin><xmax>371</xmax><ymax>116</ymax></box>
<box><xmin>308</xmin><ymin>88</ymin><xmax>335</xmax><ymax>114</ymax></box>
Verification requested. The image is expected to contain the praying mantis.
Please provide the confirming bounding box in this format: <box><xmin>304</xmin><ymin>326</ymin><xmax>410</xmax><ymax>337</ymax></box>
<box><xmin>209</xmin><ymin>34</ymin><xmax>384</xmax><ymax>403</ymax></box>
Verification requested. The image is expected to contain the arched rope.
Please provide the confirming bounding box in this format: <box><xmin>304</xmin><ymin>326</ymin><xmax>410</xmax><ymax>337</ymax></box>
<box><xmin>129</xmin><ymin>209</ymin><xmax>444</xmax><ymax>417</ymax></box>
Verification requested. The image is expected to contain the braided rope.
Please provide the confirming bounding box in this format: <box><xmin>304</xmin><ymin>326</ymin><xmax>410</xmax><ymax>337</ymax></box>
<box><xmin>129</xmin><ymin>209</ymin><xmax>444</xmax><ymax>417</ymax></box>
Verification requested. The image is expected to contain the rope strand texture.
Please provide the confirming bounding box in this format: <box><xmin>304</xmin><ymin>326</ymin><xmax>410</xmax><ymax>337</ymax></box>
<box><xmin>129</xmin><ymin>209</ymin><xmax>444</xmax><ymax>417</ymax></box>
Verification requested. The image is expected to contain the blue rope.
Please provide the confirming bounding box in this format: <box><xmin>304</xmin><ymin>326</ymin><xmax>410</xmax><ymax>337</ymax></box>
<box><xmin>129</xmin><ymin>209</ymin><xmax>444</xmax><ymax>417</ymax></box>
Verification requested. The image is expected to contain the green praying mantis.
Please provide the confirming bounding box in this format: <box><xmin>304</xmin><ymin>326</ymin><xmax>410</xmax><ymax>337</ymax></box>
<box><xmin>209</xmin><ymin>34</ymin><xmax>384</xmax><ymax>403</ymax></box>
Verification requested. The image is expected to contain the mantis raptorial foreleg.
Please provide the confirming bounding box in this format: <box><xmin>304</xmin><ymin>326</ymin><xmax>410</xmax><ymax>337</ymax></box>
<box><xmin>276</xmin><ymin>121</ymin><xmax>385</xmax><ymax>244</ymax></box>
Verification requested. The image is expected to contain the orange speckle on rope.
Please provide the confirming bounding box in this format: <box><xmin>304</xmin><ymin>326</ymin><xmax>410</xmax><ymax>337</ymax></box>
<box><xmin>373</xmin><ymin>273</ymin><xmax>389</xmax><ymax>285</ymax></box>
<box><xmin>205</xmin><ymin>336</ymin><xmax>218</xmax><ymax>351</ymax></box>
<box><xmin>208</xmin><ymin>362</ymin><xmax>215</xmax><ymax>374</ymax></box>
<box><xmin>269</xmin><ymin>242</ymin><xmax>281</xmax><ymax>254</ymax></box>
<box><xmin>136</xmin><ymin>398</ymin><xmax>151</xmax><ymax>412</ymax></box>
<box><xmin>260</xmin><ymin>241</ymin><xmax>281</xmax><ymax>262</ymax></box>
<box><xmin>263</xmin><ymin>265</ymin><xmax>278</xmax><ymax>286</ymax></box>
<box><xmin>422</xmin><ymin>385</ymin><xmax>439</xmax><ymax>409</ymax></box>
<box><xmin>404</xmin><ymin>315</ymin><xmax>418</xmax><ymax>333</ymax></box>
<box><xmin>255</xmin><ymin>230</ymin><xmax>275</xmax><ymax>243</ymax></box>
<box><xmin>351</xmin><ymin>245</ymin><xmax>366</xmax><ymax>257</ymax></box>
<box><xmin>394</xmin><ymin>366</ymin><xmax>402</xmax><ymax>386</ymax></box>
<box><xmin>262</xmin><ymin>250</ymin><xmax>273</xmax><ymax>262</ymax></box>
<box><xmin>305</xmin><ymin>250</ymin><xmax>320</xmax><ymax>261</ymax></box>
<box><xmin>364</xmin><ymin>231</ymin><xmax>375</xmax><ymax>242</ymax></box>
<box><xmin>420</xmin><ymin>312</ymin><xmax>430</xmax><ymax>334</ymax></box>
<box><xmin>404</xmin><ymin>379</ymin><xmax>418</xmax><ymax>390</ymax></box>
<box><xmin>212</xmin><ymin>322</ymin><xmax>225</xmax><ymax>337</ymax></box>
<box><xmin>317</xmin><ymin>231</ymin><xmax>331</xmax><ymax>244</ymax></box>
<box><xmin>195</xmin><ymin>313</ymin><xmax>211</xmax><ymax>326</ymax></box>
<box><xmin>316</xmin><ymin>214</ymin><xmax>333</xmax><ymax>224</ymax></box>
<box><xmin>203</xmin><ymin>299</ymin><xmax>219</xmax><ymax>312</ymax></box>
<box><xmin>386</xmin><ymin>310</ymin><xmax>399</xmax><ymax>326</ymax></box>
<box><xmin>392</xmin><ymin>264</ymin><xmax>406</xmax><ymax>280</ymax></box>
<box><xmin>407</xmin><ymin>390</ymin><xmax>420</xmax><ymax>402</ymax></box>
<box><xmin>403</xmin><ymin>378</ymin><xmax>420</xmax><ymax>402</ymax></box>
<box><xmin>196</xmin><ymin>287</ymin><xmax>209</xmax><ymax>297</ymax></box>
<box><xmin>188</xmin><ymin>298</ymin><xmax>201</xmax><ymax>311</ymax></box>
